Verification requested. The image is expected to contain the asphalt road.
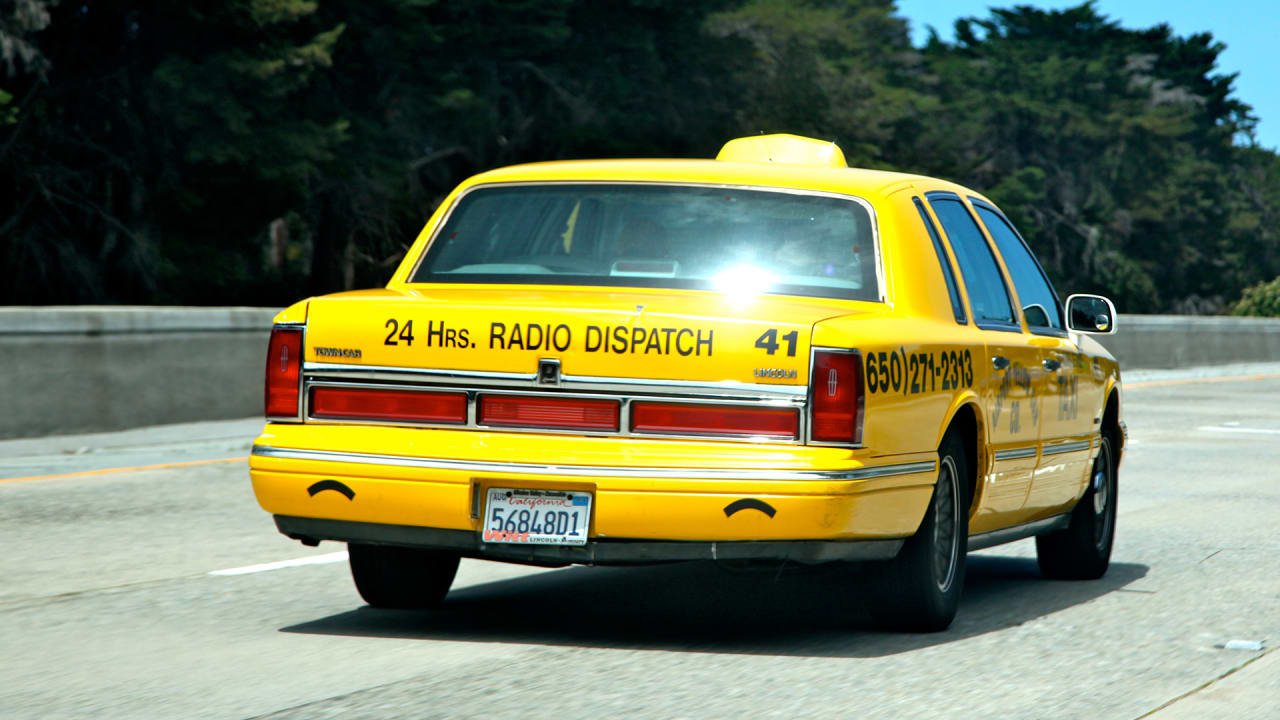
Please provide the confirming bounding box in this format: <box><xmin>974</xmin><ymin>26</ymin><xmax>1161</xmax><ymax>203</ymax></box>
<box><xmin>2</xmin><ymin>365</ymin><xmax>1277</xmax><ymax>719</ymax></box>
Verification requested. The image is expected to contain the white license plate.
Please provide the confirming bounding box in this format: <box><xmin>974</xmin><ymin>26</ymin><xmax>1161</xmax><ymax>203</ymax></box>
<box><xmin>481</xmin><ymin>488</ymin><xmax>591</xmax><ymax>546</ymax></box>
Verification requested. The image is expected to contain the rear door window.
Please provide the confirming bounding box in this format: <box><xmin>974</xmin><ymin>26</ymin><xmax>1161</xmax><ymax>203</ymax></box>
<box><xmin>927</xmin><ymin>194</ymin><xmax>1017</xmax><ymax>330</ymax></box>
<box><xmin>972</xmin><ymin>202</ymin><xmax>1064</xmax><ymax>333</ymax></box>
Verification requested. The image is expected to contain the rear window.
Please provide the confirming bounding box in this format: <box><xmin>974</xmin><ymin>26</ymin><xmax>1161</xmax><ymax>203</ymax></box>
<box><xmin>410</xmin><ymin>183</ymin><xmax>881</xmax><ymax>302</ymax></box>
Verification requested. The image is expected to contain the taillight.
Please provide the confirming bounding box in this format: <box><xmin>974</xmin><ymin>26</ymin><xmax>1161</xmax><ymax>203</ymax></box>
<box><xmin>264</xmin><ymin>326</ymin><xmax>304</xmax><ymax>418</ymax></box>
<box><xmin>311</xmin><ymin>387</ymin><xmax>467</xmax><ymax>424</ymax></box>
<box><xmin>810</xmin><ymin>350</ymin><xmax>864</xmax><ymax>444</ymax></box>
<box><xmin>478</xmin><ymin>394</ymin><xmax>619</xmax><ymax>431</ymax></box>
<box><xmin>631</xmin><ymin>402</ymin><xmax>798</xmax><ymax>439</ymax></box>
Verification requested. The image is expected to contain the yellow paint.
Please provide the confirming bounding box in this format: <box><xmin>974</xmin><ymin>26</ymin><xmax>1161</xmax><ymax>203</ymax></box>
<box><xmin>252</xmin><ymin>135</ymin><xmax>1123</xmax><ymax>549</ymax></box>
<box><xmin>715</xmin><ymin>133</ymin><xmax>848</xmax><ymax>168</ymax></box>
<box><xmin>4</xmin><ymin>456</ymin><xmax>245</xmax><ymax>484</ymax></box>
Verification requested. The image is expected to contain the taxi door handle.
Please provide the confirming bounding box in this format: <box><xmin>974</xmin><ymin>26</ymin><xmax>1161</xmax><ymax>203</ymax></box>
<box><xmin>992</xmin><ymin>355</ymin><xmax>1010</xmax><ymax>371</ymax></box>
<box><xmin>1043</xmin><ymin>357</ymin><xmax>1062</xmax><ymax>372</ymax></box>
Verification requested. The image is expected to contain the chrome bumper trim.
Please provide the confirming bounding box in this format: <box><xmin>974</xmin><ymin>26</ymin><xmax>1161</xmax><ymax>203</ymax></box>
<box><xmin>251</xmin><ymin>445</ymin><xmax>935</xmax><ymax>482</ymax></box>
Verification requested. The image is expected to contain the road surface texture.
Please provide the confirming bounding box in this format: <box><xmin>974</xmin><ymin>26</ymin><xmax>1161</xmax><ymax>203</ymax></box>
<box><xmin>2</xmin><ymin>363</ymin><xmax>1277</xmax><ymax>718</ymax></box>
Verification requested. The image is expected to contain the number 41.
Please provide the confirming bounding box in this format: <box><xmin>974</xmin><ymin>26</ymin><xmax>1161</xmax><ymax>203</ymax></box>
<box><xmin>755</xmin><ymin>328</ymin><xmax>798</xmax><ymax>357</ymax></box>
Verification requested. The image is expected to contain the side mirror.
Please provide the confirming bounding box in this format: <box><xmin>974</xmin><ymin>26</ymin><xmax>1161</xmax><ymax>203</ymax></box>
<box><xmin>1065</xmin><ymin>294</ymin><xmax>1117</xmax><ymax>334</ymax></box>
<box><xmin>1022</xmin><ymin>303</ymin><xmax>1051</xmax><ymax>329</ymax></box>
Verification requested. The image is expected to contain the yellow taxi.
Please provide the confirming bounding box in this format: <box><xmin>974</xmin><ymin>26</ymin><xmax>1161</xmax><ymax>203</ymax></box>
<box><xmin>250</xmin><ymin>134</ymin><xmax>1124</xmax><ymax>631</ymax></box>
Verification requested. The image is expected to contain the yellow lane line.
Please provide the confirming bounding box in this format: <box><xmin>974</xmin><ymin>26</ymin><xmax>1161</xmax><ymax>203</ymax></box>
<box><xmin>1126</xmin><ymin>373</ymin><xmax>1280</xmax><ymax>389</ymax></box>
<box><xmin>0</xmin><ymin>456</ymin><xmax>247</xmax><ymax>484</ymax></box>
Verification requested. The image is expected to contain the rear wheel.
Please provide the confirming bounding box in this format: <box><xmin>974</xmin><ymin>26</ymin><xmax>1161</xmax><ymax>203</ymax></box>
<box><xmin>1036</xmin><ymin>435</ymin><xmax>1116</xmax><ymax>579</ymax></box>
<box><xmin>348</xmin><ymin>543</ymin><xmax>460</xmax><ymax>609</ymax></box>
<box><xmin>867</xmin><ymin>432</ymin><xmax>969</xmax><ymax>632</ymax></box>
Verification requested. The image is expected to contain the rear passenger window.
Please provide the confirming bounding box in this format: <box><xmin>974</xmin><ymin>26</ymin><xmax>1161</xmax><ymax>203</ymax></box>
<box><xmin>927</xmin><ymin>195</ymin><xmax>1017</xmax><ymax>328</ymax></box>
<box><xmin>973</xmin><ymin>203</ymin><xmax>1064</xmax><ymax>332</ymax></box>
<box><xmin>913</xmin><ymin>197</ymin><xmax>966</xmax><ymax>324</ymax></box>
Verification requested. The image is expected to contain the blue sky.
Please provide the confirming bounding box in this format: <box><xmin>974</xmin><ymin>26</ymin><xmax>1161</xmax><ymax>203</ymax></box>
<box><xmin>895</xmin><ymin>0</ymin><xmax>1280</xmax><ymax>150</ymax></box>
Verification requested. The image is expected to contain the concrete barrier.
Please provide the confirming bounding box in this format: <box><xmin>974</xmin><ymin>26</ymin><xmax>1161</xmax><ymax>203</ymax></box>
<box><xmin>0</xmin><ymin>307</ymin><xmax>1278</xmax><ymax>440</ymax></box>
<box><xmin>1101</xmin><ymin>314</ymin><xmax>1280</xmax><ymax>369</ymax></box>
<box><xmin>0</xmin><ymin>307</ymin><xmax>279</xmax><ymax>440</ymax></box>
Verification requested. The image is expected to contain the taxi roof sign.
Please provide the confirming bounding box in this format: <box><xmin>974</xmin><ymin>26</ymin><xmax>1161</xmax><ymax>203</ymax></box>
<box><xmin>716</xmin><ymin>134</ymin><xmax>847</xmax><ymax>169</ymax></box>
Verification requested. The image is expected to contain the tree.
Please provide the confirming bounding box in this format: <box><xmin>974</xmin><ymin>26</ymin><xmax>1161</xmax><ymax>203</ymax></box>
<box><xmin>1</xmin><ymin>1</ymin><xmax>345</xmax><ymax>304</ymax></box>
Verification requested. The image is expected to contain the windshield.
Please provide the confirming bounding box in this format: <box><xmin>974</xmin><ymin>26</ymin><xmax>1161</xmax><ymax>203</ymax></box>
<box><xmin>409</xmin><ymin>183</ymin><xmax>881</xmax><ymax>302</ymax></box>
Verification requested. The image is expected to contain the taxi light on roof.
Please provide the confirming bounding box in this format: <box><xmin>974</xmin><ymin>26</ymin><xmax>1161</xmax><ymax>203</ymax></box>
<box><xmin>810</xmin><ymin>350</ymin><xmax>864</xmax><ymax>444</ymax></box>
<box><xmin>264</xmin><ymin>326</ymin><xmax>303</xmax><ymax>418</ymax></box>
<box><xmin>715</xmin><ymin>134</ymin><xmax>848</xmax><ymax>168</ymax></box>
<box><xmin>311</xmin><ymin>387</ymin><xmax>467</xmax><ymax>424</ymax></box>
<box><xmin>479</xmin><ymin>394</ymin><xmax>619</xmax><ymax>432</ymax></box>
<box><xmin>631</xmin><ymin>402</ymin><xmax>798</xmax><ymax>439</ymax></box>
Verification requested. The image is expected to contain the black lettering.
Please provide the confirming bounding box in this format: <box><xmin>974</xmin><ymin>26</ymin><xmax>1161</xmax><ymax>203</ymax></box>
<box><xmin>509</xmin><ymin>323</ymin><xmax>525</xmax><ymax>350</ymax></box>
<box><xmin>427</xmin><ymin>320</ymin><xmax>443</xmax><ymax>347</ymax></box>
<box><xmin>631</xmin><ymin>327</ymin><xmax>646</xmax><ymax>353</ymax></box>
<box><xmin>612</xmin><ymin>326</ymin><xmax>628</xmax><ymax>354</ymax></box>
<box><xmin>644</xmin><ymin>329</ymin><xmax>662</xmax><ymax>354</ymax></box>
<box><xmin>553</xmin><ymin>324</ymin><xmax>571</xmax><ymax>352</ymax></box>
<box><xmin>910</xmin><ymin>354</ymin><xmax>920</xmax><ymax>394</ymax></box>
<box><xmin>489</xmin><ymin>322</ymin><xmax>506</xmax><ymax>349</ymax></box>
<box><xmin>676</xmin><ymin>328</ymin><xmax>694</xmax><ymax>356</ymax></box>
<box><xmin>696</xmin><ymin>329</ymin><xmax>713</xmax><ymax>356</ymax></box>
<box><xmin>890</xmin><ymin>349</ymin><xmax>903</xmax><ymax>392</ymax></box>
<box><xmin>445</xmin><ymin>327</ymin><xmax>457</xmax><ymax>347</ymax></box>
<box><xmin>661</xmin><ymin>328</ymin><xmax>676</xmax><ymax>354</ymax></box>
<box><xmin>526</xmin><ymin>323</ymin><xmax>543</xmax><ymax>351</ymax></box>
<box><xmin>384</xmin><ymin>318</ymin><xmax>398</xmax><ymax>346</ymax></box>
<box><xmin>866</xmin><ymin>352</ymin><xmax>880</xmax><ymax>393</ymax></box>
<box><xmin>585</xmin><ymin>325</ymin><xmax>602</xmax><ymax>352</ymax></box>
<box><xmin>755</xmin><ymin>328</ymin><xmax>780</xmax><ymax>355</ymax></box>
<box><xmin>781</xmin><ymin>329</ymin><xmax>799</xmax><ymax>357</ymax></box>
<box><xmin>459</xmin><ymin>328</ymin><xmax>471</xmax><ymax>348</ymax></box>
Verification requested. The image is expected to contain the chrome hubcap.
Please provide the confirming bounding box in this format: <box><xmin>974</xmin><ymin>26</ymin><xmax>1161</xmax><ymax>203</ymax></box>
<box><xmin>1092</xmin><ymin>442</ymin><xmax>1113</xmax><ymax>550</ymax></box>
<box><xmin>932</xmin><ymin>456</ymin><xmax>960</xmax><ymax>593</ymax></box>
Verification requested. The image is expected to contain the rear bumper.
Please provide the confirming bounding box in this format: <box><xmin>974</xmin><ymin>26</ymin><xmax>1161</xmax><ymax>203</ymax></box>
<box><xmin>248</xmin><ymin>425</ymin><xmax>939</xmax><ymax>553</ymax></box>
<box><xmin>275</xmin><ymin>515</ymin><xmax>904</xmax><ymax>566</ymax></box>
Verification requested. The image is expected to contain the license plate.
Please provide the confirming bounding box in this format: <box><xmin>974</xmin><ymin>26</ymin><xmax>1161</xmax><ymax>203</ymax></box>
<box><xmin>481</xmin><ymin>488</ymin><xmax>591</xmax><ymax>546</ymax></box>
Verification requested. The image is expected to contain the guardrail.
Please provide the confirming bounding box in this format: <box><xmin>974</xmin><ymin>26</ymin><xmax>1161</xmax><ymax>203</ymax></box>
<box><xmin>1</xmin><ymin>308</ymin><xmax>1278</xmax><ymax>439</ymax></box>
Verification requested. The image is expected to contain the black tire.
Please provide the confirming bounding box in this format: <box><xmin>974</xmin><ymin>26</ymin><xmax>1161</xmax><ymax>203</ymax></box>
<box><xmin>1036</xmin><ymin>435</ymin><xmax>1117</xmax><ymax>580</ymax></box>
<box><xmin>348</xmin><ymin>543</ymin><xmax>460</xmax><ymax>609</ymax></box>
<box><xmin>867</xmin><ymin>432</ymin><xmax>969</xmax><ymax>632</ymax></box>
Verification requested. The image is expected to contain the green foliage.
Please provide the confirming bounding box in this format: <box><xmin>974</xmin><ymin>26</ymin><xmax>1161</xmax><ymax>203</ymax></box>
<box><xmin>1231</xmin><ymin>277</ymin><xmax>1280</xmax><ymax>317</ymax></box>
<box><xmin>2</xmin><ymin>0</ymin><xmax>1280</xmax><ymax>312</ymax></box>
<box><xmin>0</xmin><ymin>89</ymin><xmax>15</xmax><ymax>124</ymax></box>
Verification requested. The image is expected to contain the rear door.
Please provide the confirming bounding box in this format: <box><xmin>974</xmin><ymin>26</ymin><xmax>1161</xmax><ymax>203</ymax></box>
<box><xmin>926</xmin><ymin>192</ymin><xmax>1042</xmax><ymax>531</ymax></box>
<box><xmin>970</xmin><ymin>200</ymin><xmax>1093</xmax><ymax>514</ymax></box>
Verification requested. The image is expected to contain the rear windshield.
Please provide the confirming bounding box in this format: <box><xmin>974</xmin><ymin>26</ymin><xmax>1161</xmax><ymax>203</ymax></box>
<box><xmin>409</xmin><ymin>183</ymin><xmax>881</xmax><ymax>302</ymax></box>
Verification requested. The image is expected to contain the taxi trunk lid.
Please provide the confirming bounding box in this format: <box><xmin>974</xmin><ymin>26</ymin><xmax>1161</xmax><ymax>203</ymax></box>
<box><xmin>302</xmin><ymin>287</ymin><xmax>865</xmax><ymax>388</ymax></box>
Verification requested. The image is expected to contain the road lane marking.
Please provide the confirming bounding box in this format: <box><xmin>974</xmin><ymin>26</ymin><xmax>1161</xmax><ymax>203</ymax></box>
<box><xmin>209</xmin><ymin>551</ymin><xmax>349</xmax><ymax>576</ymax></box>
<box><xmin>1127</xmin><ymin>373</ymin><xmax>1280</xmax><ymax>389</ymax></box>
<box><xmin>0</xmin><ymin>456</ymin><xmax>247</xmax><ymax>484</ymax></box>
<box><xmin>1197</xmin><ymin>426</ymin><xmax>1280</xmax><ymax>435</ymax></box>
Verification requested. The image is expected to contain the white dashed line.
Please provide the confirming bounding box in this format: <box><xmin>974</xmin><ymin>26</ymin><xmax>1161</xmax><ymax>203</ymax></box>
<box><xmin>1198</xmin><ymin>426</ymin><xmax>1280</xmax><ymax>435</ymax></box>
<box><xmin>209</xmin><ymin>551</ymin><xmax>348</xmax><ymax>576</ymax></box>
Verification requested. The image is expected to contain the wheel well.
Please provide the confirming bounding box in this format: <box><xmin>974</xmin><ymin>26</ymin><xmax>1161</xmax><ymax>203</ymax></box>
<box><xmin>1102</xmin><ymin>389</ymin><xmax>1122</xmax><ymax>465</ymax></box>
<box><xmin>943</xmin><ymin>404</ymin><xmax>980</xmax><ymax>512</ymax></box>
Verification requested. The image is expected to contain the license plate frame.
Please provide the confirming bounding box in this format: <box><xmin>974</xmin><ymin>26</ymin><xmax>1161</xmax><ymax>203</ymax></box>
<box><xmin>480</xmin><ymin>487</ymin><xmax>592</xmax><ymax>546</ymax></box>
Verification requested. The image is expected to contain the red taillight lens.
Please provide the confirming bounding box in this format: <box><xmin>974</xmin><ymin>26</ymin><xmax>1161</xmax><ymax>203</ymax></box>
<box><xmin>311</xmin><ymin>387</ymin><xmax>467</xmax><ymax>424</ymax></box>
<box><xmin>631</xmin><ymin>402</ymin><xmax>798</xmax><ymax>438</ymax></box>
<box><xmin>810</xmin><ymin>350</ymin><xmax>864</xmax><ymax>444</ymax></box>
<box><xmin>264</xmin><ymin>326</ymin><xmax>304</xmax><ymax>417</ymax></box>
<box><xmin>478</xmin><ymin>394</ymin><xmax>619</xmax><ymax>431</ymax></box>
